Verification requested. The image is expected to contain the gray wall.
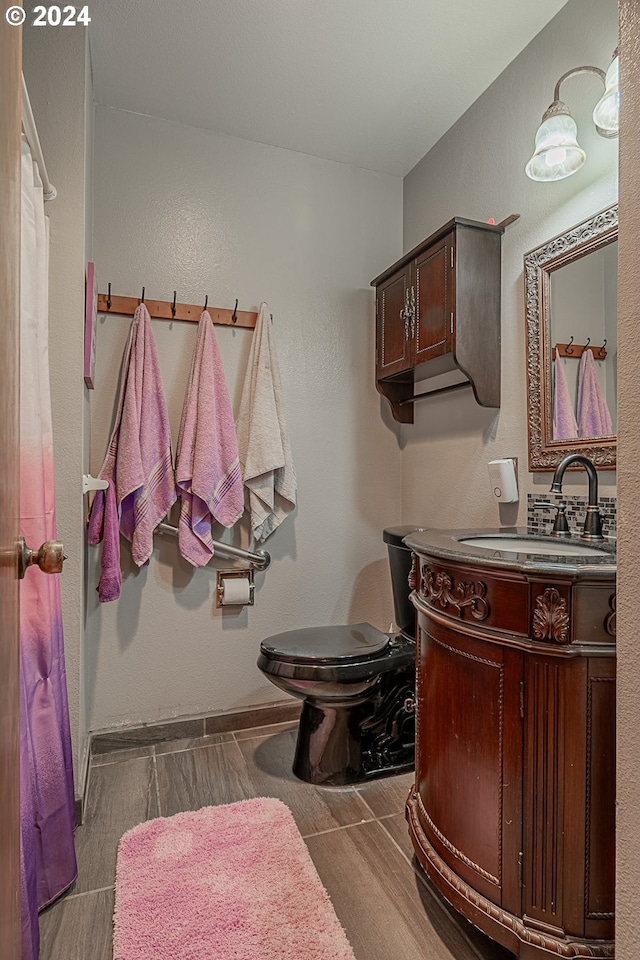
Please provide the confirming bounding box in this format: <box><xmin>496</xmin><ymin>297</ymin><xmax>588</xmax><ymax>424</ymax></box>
<box><xmin>401</xmin><ymin>0</ymin><xmax>618</xmax><ymax>528</ymax></box>
<box><xmin>87</xmin><ymin>106</ymin><xmax>403</xmax><ymax>731</ymax></box>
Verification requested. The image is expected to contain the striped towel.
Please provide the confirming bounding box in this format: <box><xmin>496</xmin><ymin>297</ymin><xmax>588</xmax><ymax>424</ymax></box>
<box><xmin>88</xmin><ymin>303</ymin><xmax>176</xmax><ymax>571</ymax></box>
<box><xmin>175</xmin><ymin>311</ymin><xmax>243</xmax><ymax>566</ymax></box>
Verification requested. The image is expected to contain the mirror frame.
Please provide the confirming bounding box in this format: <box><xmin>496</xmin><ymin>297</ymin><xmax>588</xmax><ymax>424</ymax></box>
<box><xmin>524</xmin><ymin>203</ymin><xmax>618</xmax><ymax>471</ymax></box>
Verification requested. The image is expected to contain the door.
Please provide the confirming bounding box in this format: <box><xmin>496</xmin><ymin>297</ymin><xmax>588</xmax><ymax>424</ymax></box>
<box><xmin>375</xmin><ymin>263</ymin><xmax>413</xmax><ymax>378</ymax></box>
<box><xmin>414</xmin><ymin>235</ymin><xmax>452</xmax><ymax>364</ymax></box>
<box><xmin>0</xmin><ymin>5</ymin><xmax>23</xmax><ymax>957</ymax></box>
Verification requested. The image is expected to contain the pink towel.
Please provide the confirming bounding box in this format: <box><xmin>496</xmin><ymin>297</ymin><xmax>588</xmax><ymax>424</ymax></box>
<box><xmin>87</xmin><ymin>480</ymin><xmax>122</xmax><ymax>601</ymax></box>
<box><xmin>175</xmin><ymin>311</ymin><xmax>243</xmax><ymax>566</ymax></box>
<box><xmin>88</xmin><ymin>304</ymin><xmax>176</xmax><ymax>573</ymax></box>
<box><xmin>577</xmin><ymin>348</ymin><xmax>613</xmax><ymax>438</ymax></box>
<box><xmin>552</xmin><ymin>355</ymin><xmax>578</xmax><ymax>441</ymax></box>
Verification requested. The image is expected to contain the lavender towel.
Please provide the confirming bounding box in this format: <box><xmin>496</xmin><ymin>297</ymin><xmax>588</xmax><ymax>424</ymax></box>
<box><xmin>552</xmin><ymin>355</ymin><xmax>578</xmax><ymax>441</ymax></box>
<box><xmin>88</xmin><ymin>303</ymin><xmax>176</xmax><ymax>576</ymax></box>
<box><xmin>87</xmin><ymin>480</ymin><xmax>122</xmax><ymax>601</ymax></box>
<box><xmin>236</xmin><ymin>304</ymin><xmax>297</xmax><ymax>543</ymax></box>
<box><xmin>175</xmin><ymin>311</ymin><xmax>243</xmax><ymax>566</ymax></box>
<box><xmin>577</xmin><ymin>348</ymin><xmax>613</xmax><ymax>438</ymax></box>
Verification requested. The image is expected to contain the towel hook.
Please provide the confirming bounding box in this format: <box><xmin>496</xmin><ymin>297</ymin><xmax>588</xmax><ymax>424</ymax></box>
<box><xmin>566</xmin><ymin>335</ymin><xmax>575</xmax><ymax>354</ymax></box>
<box><xmin>141</xmin><ymin>286</ymin><xmax>145</xmax><ymax>304</ymax></box>
<box><xmin>106</xmin><ymin>282</ymin><xmax>112</xmax><ymax>310</ymax></box>
<box><xmin>203</xmin><ymin>294</ymin><xmax>208</xmax><ymax>311</ymax></box>
<box><xmin>171</xmin><ymin>290</ymin><xmax>177</xmax><ymax>318</ymax></box>
<box><xmin>232</xmin><ymin>298</ymin><xmax>238</xmax><ymax>323</ymax></box>
<box><xmin>585</xmin><ymin>336</ymin><xmax>591</xmax><ymax>349</ymax></box>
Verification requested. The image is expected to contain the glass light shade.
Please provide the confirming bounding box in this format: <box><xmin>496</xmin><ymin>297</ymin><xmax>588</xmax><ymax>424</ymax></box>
<box><xmin>592</xmin><ymin>55</ymin><xmax>619</xmax><ymax>137</ymax></box>
<box><xmin>525</xmin><ymin>112</ymin><xmax>586</xmax><ymax>182</ymax></box>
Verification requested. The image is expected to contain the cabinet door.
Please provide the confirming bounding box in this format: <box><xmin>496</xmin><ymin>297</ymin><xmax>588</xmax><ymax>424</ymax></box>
<box><xmin>414</xmin><ymin>236</ymin><xmax>452</xmax><ymax>364</ymax></box>
<box><xmin>376</xmin><ymin>264</ymin><xmax>413</xmax><ymax>378</ymax></box>
<box><xmin>415</xmin><ymin>615</ymin><xmax>523</xmax><ymax>910</ymax></box>
<box><xmin>522</xmin><ymin>654</ymin><xmax>615</xmax><ymax>943</ymax></box>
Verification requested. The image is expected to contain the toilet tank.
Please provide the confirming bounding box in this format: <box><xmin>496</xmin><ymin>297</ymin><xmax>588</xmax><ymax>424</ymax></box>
<box><xmin>382</xmin><ymin>526</ymin><xmax>423</xmax><ymax>641</ymax></box>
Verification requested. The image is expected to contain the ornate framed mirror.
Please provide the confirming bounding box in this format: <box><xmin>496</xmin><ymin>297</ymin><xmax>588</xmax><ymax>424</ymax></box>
<box><xmin>524</xmin><ymin>204</ymin><xmax>617</xmax><ymax>471</ymax></box>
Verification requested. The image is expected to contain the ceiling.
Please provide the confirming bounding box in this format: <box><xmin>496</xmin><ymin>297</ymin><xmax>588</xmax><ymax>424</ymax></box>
<box><xmin>88</xmin><ymin>0</ymin><xmax>571</xmax><ymax>177</ymax></box>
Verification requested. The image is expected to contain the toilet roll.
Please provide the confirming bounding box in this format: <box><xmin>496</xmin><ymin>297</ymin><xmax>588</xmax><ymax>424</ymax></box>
<box><xmin>221</xmin><ymin>577</ymin><xmax>252</xmax><ymax>605</ymax></box>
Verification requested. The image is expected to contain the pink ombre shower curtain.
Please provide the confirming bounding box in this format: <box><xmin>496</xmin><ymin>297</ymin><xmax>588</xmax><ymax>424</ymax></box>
<box><xmin>19</xmin><ymin>138</ymin><xmax>77</xmax><ymax>960</ymax></box>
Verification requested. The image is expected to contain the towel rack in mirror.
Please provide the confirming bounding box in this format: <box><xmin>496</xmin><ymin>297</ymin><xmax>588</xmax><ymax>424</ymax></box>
<box><xmin>552</xmin><ymin>341</ymin><xmax>607</xmax><ymax>360</ymax></box>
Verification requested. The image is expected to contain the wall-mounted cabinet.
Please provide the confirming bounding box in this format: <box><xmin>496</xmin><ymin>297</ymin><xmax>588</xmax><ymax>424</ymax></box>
<box><xmin>371</xmin><ymin>217</ymin><xmax>504</xmax><ymax>423</ymax></box>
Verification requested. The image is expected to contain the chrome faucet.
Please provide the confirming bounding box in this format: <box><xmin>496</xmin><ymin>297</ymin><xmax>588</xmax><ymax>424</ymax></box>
<box><xmin>549</xmin><ymin>454</ymin><xmax>604</xmax><ymax>541</ymax></box>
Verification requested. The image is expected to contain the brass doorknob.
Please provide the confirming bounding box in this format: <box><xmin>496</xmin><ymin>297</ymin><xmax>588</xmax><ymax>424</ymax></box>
<box><xmin>17</xmin><ymin>537</ymin><xmax>66</xmax><ymax>579</ymax></box>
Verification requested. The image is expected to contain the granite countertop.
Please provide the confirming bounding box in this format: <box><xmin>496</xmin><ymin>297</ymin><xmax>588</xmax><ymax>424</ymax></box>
<box><xmin>403</xmin><ymin>527</ymin><xmax>616</xmax><ymax>578</ymax></box>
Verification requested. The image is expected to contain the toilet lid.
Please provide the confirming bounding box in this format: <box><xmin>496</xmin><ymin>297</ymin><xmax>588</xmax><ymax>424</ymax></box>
<box><xmin>260</xmin><ymin>623</ymin><xmax>390</xmax><ymax>663</ymax></box>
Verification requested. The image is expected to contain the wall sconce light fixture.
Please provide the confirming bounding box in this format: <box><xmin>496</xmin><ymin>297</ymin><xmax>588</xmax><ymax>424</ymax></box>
<box><xmin>525</xmin><ymin>49</ymin><xmax>619</xmax><ymax>182</ymax></box>
<box><xmin>592</xmin><ymin>52</ymin><xmax>620</xmax><ymax>137</ymax></box>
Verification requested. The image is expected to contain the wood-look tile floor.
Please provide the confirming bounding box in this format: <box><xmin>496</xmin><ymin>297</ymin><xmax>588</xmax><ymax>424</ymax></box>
<box><xmin>39</xmin><ymin>721</ymin><xmax>514</xmax><ymax>960</ymax></box>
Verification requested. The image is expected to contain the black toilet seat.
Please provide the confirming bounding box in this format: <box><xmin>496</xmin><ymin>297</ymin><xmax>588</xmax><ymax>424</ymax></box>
<box><xmin>260</xmin><ymin>622</ymin><xmax>390</xmax><ymax>664</ymax></box>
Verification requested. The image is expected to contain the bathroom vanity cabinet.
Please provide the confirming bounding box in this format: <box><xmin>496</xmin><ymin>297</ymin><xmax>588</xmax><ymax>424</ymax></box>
<box><xmin>404</xmin><ymin>531</ymin><xmax>616</xmax><ymax>959</ymax></box>
<box><xmin>371</xmin><ymin>218</ymin><xmax>503</xmax><ymax>423</ymax></box>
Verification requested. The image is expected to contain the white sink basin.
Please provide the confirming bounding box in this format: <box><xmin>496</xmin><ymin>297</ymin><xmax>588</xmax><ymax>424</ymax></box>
<box><xmin>460</xmin><ymin>536</ymin><xmax>609</xmax><ymax>557</ymax></box>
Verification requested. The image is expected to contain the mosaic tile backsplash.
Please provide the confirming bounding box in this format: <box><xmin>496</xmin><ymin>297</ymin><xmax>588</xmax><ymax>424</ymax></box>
<box><xmin>527</xmin><ymin>493</ymin><xmax>617</xmax><ymax>539</ymax></box>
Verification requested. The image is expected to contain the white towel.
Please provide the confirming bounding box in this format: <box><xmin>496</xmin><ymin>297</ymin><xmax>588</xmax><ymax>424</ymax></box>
<box><xmin>236</xmin><ymin>303</ymin><xmax>297</xmax><ymax>542</ymax></box>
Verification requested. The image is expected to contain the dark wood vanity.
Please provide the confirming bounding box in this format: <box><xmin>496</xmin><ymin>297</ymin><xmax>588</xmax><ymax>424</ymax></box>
<box><xmin>403</xmin><ymin>530</ymin><xmax>616</xmax><ymax>959</ymax></box>
<box><xmin>371</xmin><ymin>217</ymin><xmax>503</xmax><ymax>423</ymax></box>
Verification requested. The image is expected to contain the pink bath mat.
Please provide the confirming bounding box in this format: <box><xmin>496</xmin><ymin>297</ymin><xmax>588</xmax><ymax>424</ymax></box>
<box><xmin>113</xmin><ymin>797</ymin><xmax>356</xmax><ymax>960</ymax></box>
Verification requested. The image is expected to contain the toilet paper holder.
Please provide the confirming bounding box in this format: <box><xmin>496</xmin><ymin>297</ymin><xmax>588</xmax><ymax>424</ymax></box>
<box><xmin>216</xmin><ymin>568</ymin><xmax>255</xmax><ymax>607</ymax></box>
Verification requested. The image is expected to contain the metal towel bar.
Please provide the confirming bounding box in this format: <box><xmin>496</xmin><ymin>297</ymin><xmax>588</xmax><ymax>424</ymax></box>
<box><xmin>156</xmin><ymin>522</ymin><xmax>271</xmax><ymax>571</ymax></box>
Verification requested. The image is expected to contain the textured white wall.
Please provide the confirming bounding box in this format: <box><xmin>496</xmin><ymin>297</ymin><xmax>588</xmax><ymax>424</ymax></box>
<box><xmin>401</xmin><ymin>0</ymin><xmax>618</xmax><ymax>530</ymax></box>
<box><xmin>87</xmin><ymin>107</ymin><xmax>403</xmax><ymax>730</ymax></box>
<box><xmin>22</xmin><ymin>27</ymin><xmax>92</xmax><ymax>781</ymax></box>
<box><xmin>616</xmin><ymin>3</ymin><xmax>640</xmax><ymax>956</ymax></box>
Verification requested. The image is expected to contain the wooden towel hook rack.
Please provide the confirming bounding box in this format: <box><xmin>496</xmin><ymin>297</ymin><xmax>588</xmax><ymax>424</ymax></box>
<box><xmin>97</xmin><ymin>289</ymin><xmax>257</xmax><ymax>330</ymax></box>
<box><xmin>552</xmin><ymin>340</ymin><xmax>607</xmax><ymax>360</ymax></box>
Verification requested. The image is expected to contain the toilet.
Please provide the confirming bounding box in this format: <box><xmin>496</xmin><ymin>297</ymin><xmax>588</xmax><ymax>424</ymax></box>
<box><xmin>257</xmin><ymin>526</ymin><xmax>421</xmax><ymax>785</ymax></box>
